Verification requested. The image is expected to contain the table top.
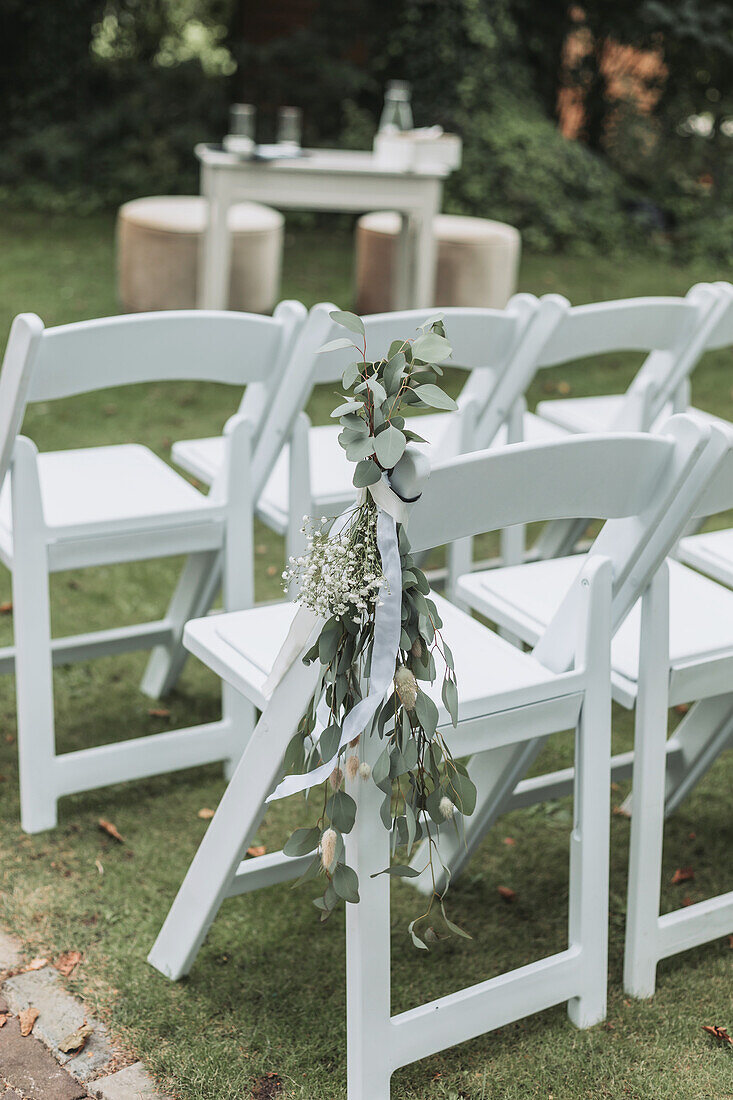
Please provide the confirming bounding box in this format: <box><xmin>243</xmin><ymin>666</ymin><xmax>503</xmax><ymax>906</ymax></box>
<box><xmin>195</xmin><ymin>143</ymin><xmax>451</xmax><ymax>180</ymax></box>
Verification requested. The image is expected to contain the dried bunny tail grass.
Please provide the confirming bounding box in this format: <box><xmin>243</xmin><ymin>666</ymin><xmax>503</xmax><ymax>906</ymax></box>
<box><xmin>394</xmin><ymin>665</ymin><xmax>418</xmax><ymax>710</ymax></box>
<box><xmin>320</xmin><ymin>828</ymin><xmax>338</xmax><ymax>872</ymax></box>
<box><xmin>345</xmin><ymin>755</ymin><xmax>360</xmax><ymax>781</ymax></box>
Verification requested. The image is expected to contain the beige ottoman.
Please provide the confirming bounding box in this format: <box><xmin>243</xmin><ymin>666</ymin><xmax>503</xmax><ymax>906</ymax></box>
<box><xmin>355</xmin><ymin>212</ymin><xmax>521</xmax><ymax>314</ymax></box>
<box><xmin>117</xmin><ymin>196</ymin><xmax>284</xmax><ymax>314</ymax></box>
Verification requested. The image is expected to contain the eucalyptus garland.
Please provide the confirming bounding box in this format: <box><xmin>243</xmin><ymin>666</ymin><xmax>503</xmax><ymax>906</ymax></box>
<box><xmin>281</xmin><ymin>310</ymin><xmax>476</xmax><ymax>949</ymax></box>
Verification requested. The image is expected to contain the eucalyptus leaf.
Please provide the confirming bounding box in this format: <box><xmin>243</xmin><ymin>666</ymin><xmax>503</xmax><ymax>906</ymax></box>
<box><xmin>372</xmin><ymin>746</ymin><xmax>391</xmax><ymax>786</ymax></box>
<box><xmin>332</xmin><ymin>862</ymin><xmax>360</xmax><ymax>902</ymax></box>
<box><xmin>366</xmin><ymin>375</ymin><xmax>387</xmax><ymax>405</ymax></box>
<box><xmin>408</xmin><ymin>919</ymin><xmax>429</xmax><ymax>951</ymax></box>
<box><xmin>345</xmin><ymin>436</ymin><xmax>376</xmax><ymax>462</ymax></box>
<box><xmin>353</xmin><ymin>458</ymin><xmax>381</xmax><ymax>487</ymax></box>
<box><xmin>319</xmin><ymin>723</ymin><xmax>341</xmax><ymax>760</ymax></box>
<box><xmin>283</xmin><ymin>826</ymin><xmax>321</xmax><ymax>857</ymax></box>
<box><xmin>414</xmin><ymin>689</ymin><xmax>439</xmax><ymax>738</ymax></box>
<box><xmin>318</xmin><ymin>337</ymin><xmax>356</xmax><ymax>354</ymax></box>
<box><xmin>330</xmin><ymin>310</ymin><xmax>365</xmax><ymax>336</ymax></box>
<box><xmin>442</xmin><ymin>677</ymin><xmax>459</xmax><ymax>727</ymax></box>
<box><xmin>331</xmin><ymin>400</ymin><xmax>363</xmax><ymax>418</ymax></box>
<box><xmin>413</xmin><ymin>384</ymin><xmax>458</xmax><ymax>411</ymax></box>
<box><xmin>326</xmin><ymin>790</ymin><xmax>357</xmax><ymax>833</ymax></box>
<box><xmin>374</xmin><ymin>425</ymin><xmax>406</xmax><ymax>469</ymax></box>
<box><xmin>412</xmin><ymin>332</ymin><xmax>452</xmax><ymax>363</ymax></box>
<box><xmin>342</xmin><ymin>361</ymin><xmax>362</xmax><ymax>388</ymax></box>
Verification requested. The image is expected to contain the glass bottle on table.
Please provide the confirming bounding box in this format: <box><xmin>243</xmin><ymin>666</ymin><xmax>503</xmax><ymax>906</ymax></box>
<box><xmin>276</xmin><ymin>106</ymin><xmax>303</xmax><ymax>154</ymax></box>
<box><xmin>378</xmin><ymin>81</ymin><xmax>414</xmax><ymax>133</ymax></box>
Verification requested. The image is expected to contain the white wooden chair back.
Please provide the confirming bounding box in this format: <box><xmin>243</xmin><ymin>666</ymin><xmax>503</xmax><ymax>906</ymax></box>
<box><xmin>535</xmin><ymin>416</ymin><xmax>730</xmax><ymax>672</ymax></box>
<box><xmin>0</xmin><ymin>314</ymin><xmax>44</xmax><ymax>492</ymax></box>
<box><xmin>410</xmin><ymin>415</ymin><xmax>726</xmax><ymax>674</ymax></box>
<box><xmin>0</xmin><ymin>307</ymin><xmax>302</xmax><ymax>497</ymax></box>
<box><xmin>410</xmin><ymin>426</ymin><xmax>699</xmax><ymax>557</ymax></box>
<box><xmin>534</xmin><ymin>285</ymin><xmax>724</xmax><ymax>430</ymax></box>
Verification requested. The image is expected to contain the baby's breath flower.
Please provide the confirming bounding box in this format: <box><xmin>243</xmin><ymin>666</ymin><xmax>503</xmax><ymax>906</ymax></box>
<box><xmin>283</xmin><ymin>500</ymin><xmax>385</xmax><ymax>623</ymax></box>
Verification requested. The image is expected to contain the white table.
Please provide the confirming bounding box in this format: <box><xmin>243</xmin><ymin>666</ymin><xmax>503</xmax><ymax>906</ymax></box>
<box><xmin>195</xmin><ymin>143</ymin><xmax>451</xmax><ymax>311</ymax></box>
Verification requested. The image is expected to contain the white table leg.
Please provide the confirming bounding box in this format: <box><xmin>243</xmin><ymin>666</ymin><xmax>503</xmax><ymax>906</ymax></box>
<box><xmin>198</xmin><ymin>168</ymin><xmax>233</xmax><ymax>310</ymax></box>
<box><xmin>393</xmin><ymin>213</ymin><xmax>413</xmax><ymax>311</ymax></box>
<box><xmin>410</xmin><ymin>186</ymin><xmax>441</xmax><ymax>308</ymax></box>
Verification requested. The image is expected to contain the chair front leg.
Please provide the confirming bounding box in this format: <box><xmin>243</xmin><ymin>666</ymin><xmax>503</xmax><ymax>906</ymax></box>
<box><xmin>12</xmin><ymin>438</ymin><xmax>58</xmax><ymax>833</ymax></box>
<box><xmin>345</xmin><ymin>735</ymin><xmax>393</xmax><ymax>1100</ymax></box>
<box><xmin>623</xmin><ymin>566</ymin><xmax>671</xmax><ymax>998</ymax></box>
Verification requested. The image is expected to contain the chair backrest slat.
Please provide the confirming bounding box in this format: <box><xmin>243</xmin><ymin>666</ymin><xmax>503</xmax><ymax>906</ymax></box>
<box><xmin>408</xmin><ymin>432</ymin><xmax>679</xmax><ymax>554</ymax></box>
<box><xmin>27</xmin><ymin>311</ymin><xmax>289</xmax><ymax>401</ymax></box>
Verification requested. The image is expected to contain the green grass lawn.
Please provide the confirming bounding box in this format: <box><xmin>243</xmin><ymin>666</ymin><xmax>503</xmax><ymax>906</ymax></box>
<box><xmin>0</xmin><ymin>207</ymin><xmax>731</xmax><ymax>1099</ymax></box>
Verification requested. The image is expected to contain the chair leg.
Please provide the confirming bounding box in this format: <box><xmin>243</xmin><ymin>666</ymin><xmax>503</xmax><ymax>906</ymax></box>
<box><xmin>148</xmin><ymin>653</ymin><xmax>320</xmax><ymax>981</ymax></box>
<box><xmin>567</xmin><ymin>683</ymin><xmax>611</xmax><ymax>1027</ymax></box>
<box><xmin>140</xmin><ymin>549</ymin><xmax>221</xmax><ymax>699</ymax></box>
<box><xmin>222</xmin><ymin>682</ymin><xmax>256</xmax><ymax>780</ymax></box>
<box><xmin>623</xmin><ymin>570</ymin><xmax>670</xmax><ymax>999</ymax></box>
<box><xmin>345</xmin><ymin>743</ymin><xmax>392</xmax><ymax>1100</ymax></box>
<box><xmin>13</xmin><ymin>542</ymin><xmax>58</xmax><ymax>833</ymax></box>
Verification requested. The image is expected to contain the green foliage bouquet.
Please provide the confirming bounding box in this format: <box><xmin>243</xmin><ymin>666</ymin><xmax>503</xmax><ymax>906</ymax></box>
<box><xmin>279</xmin><ymin>311</ymin><xmax>477</xmax><ymax>949</ymax></box>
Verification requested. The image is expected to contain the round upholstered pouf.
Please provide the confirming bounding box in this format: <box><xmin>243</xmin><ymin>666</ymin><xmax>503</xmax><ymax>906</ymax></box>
<box><xmin>117</xmin><ymin>196</ymin><xmax>284</xmax><ymax>314</ymax></box>
<box><xmin>355</xmin><ymin>212</ymin><xmax>521</xmax><ymax>314</ymax></box>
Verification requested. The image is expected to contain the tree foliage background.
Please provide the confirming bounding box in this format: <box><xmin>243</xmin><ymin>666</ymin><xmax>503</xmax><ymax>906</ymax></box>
<box><xmin>0</xmin><ymin>0</ymin><xmax>731</xmax><ymax>257</ymax></box>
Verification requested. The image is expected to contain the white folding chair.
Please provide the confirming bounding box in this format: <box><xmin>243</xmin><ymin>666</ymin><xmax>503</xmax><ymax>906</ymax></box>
<box><xmin>443</xmin><ymin>420</ymin><xmax>733</xmax><ymax>997</ymax></box>
<box><xmin>442</xmin><ymin>286</ymin><xmax>727</xmax><ymax>577</ymax></box>
<box><xmin>148</xmin><ymin>428</ymin><xmax>717</xmax><ymax>1097</ymax></box>
<box><xmin>0</xmin><ymin>305</ymin><xmax>304</xmax><ymax>833</ymax></box>
<box><xmin>171</xmin><ymin>299</ymin><xmax>569</xmax><ymax>550</ymax></box>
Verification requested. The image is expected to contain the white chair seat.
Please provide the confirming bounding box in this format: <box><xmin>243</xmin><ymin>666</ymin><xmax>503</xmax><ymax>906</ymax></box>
<box><xmin>536</xmin><ymin>395</ymin><xmax>624</xmax><ymax>433</ymax></box>
<box><xmin>0</xmin><ymin>444</ymin><xmax>212</xmax><ymax>555</ymax></box>
<box><xmin>457</xmin><ymin>555</ymin><xmax>733</xmax><ymax>691</ymax></box>
<box><xmin>173</xmin><ymin>412</ymin><xmax>567</xmax><ymax>533</ymax></box>
<box><xmin>678</xmin><ymin>525</ymin><xmax>733</xmax><ymax>587</ymax></box>
<box><xmin>185</xmin><ymin>592</ymin><xmax>582</xmax><ymax>717</ymax></box>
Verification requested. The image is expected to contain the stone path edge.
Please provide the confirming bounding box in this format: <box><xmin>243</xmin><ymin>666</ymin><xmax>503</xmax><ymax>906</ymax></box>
<box><xmin>0</xmin><ymin>929</ymin><xmax>172</xmax><ymax>1100</ymax></box>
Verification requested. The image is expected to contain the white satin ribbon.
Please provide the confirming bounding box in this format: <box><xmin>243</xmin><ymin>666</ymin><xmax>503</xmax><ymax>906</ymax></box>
<box><xmin>265</xmin><ymin>448</ymin><xmax>430</xmax><ymax>803</ymax></box>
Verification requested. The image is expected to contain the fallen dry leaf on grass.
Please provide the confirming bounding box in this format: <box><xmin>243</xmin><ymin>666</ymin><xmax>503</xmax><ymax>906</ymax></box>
<box><xmin>702</xmin><ymin>1025</ymin><xmax>733</xmax><ymax>1045</ymax></box>
<box><xmin>671</xmin><ymin>867</ymin><xmax>694</xmax><ymax>885</ymax></box>
<box><xmin>25</xmin><ymin>957</ymin><xmax>48</xmax><ymax>971</ymax></box>
<box><xmin>55</xmin><ymin>951</ymin><xmax>82</xmax><ymax>977</ymax></box>
<box><xmin>246</xmin><ymin>845</ymin><xmax>267</xmax><ymax>858</ymax></box>
<box><xmin>0</xmin><ymin>601</ymin><xmax>12</xmax><ymax>614</ymax></box>
<box><xmin>148</xmin><ymin>707</ymin><xmax>171</xmax><ymax>719</ymax></box>
<box><xmin>497</xmin><ymin>885</ymin><xmax>516</xmax><ymax>902</ymax></box>
<box><xmin>197</xmin><ymin>807</ymin><xmax>215</xmax><ymax>820</ymax></box>
<box><xmin>58</xmin><ymin>1021</ymin><xmax>93</xmax><ymax>1054</ymax></box>
<box><xmin>98</xmin><ymin>819</ymin><xmax>124</xmax><ymax>843</ymax></box>
<box><xmin>502</xmin><ymin>836</ymin><xmax>516</xmax><ymax>846</ymax></box>
<box><xmin>682</xmin><ymin>896</ymin><xmax>693</xmax><ymax>907</ymax></box>
<box><xmin>613</xmin><ymin>805</ymin><xmax>631</xmax><ymax>818</ymax></box>
<box><xmin>19</xmin><ymin>1007</ymin><xmax>39</xmax><ymax>1036</ymax></box>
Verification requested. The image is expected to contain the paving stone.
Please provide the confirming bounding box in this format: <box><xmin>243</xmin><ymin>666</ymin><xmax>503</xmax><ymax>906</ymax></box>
<box><xmin>2</xmin><ymin>968</ymin><xmax>113</xmax><ymax>1082</ymax></box>
<box><xmin>0</xmin><ymin>932</ymin><xmax>23</xmax><ymax>972</ymax></box>
<box><xmin>0</xmin><ymin>1015</ymin><xmax>88</xmax><ymax>1100</ymax></box>
<box><xmin>90</xmin><ymin>1063</ymin><xmax>170</xmax><ymax>1100</ymax></box>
